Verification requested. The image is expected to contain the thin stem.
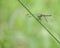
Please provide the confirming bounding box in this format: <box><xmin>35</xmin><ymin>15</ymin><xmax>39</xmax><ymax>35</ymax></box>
<box><xmin>18</xmin><ymin>0</ymin><xmax>60</xmax><ymax>44</ymax></box>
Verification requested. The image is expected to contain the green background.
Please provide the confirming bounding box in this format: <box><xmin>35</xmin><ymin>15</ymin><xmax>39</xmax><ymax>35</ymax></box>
<box><xmin>0</xmin><ymin>0</ymin><xmax>60</xmax><ymax>48</ymax></box>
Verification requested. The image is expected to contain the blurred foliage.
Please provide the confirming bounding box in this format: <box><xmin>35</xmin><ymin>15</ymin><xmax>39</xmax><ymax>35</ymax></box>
<box><xmin>0</xmin><ymin>0</ymin><xmax>60</xmax><ymax>48</ymax></box>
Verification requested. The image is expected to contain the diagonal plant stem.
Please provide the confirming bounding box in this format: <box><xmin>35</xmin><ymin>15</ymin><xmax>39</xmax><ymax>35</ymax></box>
<box><xmin>18</xmin><ymin>0</ymin><xmax>60</xmax><ymax>44</ymax></box>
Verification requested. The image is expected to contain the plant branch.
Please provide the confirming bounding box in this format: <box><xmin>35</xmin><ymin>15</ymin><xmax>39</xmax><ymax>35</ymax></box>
<box><xmin>18</xmin><ymin>0</ymin><xmax>60</xmax><ymax>44</ymax></box>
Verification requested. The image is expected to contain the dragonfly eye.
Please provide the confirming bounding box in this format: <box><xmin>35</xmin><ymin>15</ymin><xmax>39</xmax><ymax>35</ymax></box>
<box><xmin>38</xmin><ymin>15</ymin><xmax>42</xmax><ymax>19</ymax></box>
<box><xmin>37</xmin><ymin>14</ymin><xmax>45</xmax><ymax>19</ymax></box>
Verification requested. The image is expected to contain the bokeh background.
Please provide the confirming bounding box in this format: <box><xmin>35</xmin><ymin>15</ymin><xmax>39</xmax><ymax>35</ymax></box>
<box><xmin>0</xmin><ymin>0</ymin><xmax>60</xmax><ymax>48</ymax></box>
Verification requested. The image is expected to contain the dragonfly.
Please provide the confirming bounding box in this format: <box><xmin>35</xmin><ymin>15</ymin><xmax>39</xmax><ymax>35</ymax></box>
<box><xmin>26</xmin><ymin>13</ymin><xmax>52</xmax><ymax>22</ymax></box>
<box><xmin>38</xmin><ymin>14</ymin><xmax>52</xmax><ymax>22</ymax></box>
